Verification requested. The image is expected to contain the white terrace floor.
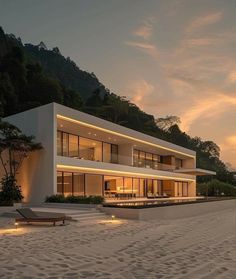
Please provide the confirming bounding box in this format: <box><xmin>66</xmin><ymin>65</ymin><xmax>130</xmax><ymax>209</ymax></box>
<box><xmin>104</xmin><ymin>196</ymin><xmax>202</xmax><ymax>204</ymax></box>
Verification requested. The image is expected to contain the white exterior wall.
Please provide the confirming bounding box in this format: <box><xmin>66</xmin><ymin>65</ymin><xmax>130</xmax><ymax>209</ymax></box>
<box><xmin>4</xmin><ymin>103</ymin><xmax>56</xmax><ymax>203</ymax></box>
<box><xmin>118</xmin><ymin>144</ymin><xmax>133</xmax><ymax>166</ymax></box>
<box><xmin>182</xmin><ymin>158</ymin><xmax>196</xmax><ymax>169</ymax></box>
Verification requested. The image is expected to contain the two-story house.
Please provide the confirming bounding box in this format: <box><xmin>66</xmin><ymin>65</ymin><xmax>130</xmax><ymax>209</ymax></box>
<box><xmin>4</xmin><ymin>103</ymin><xmax>215</xmax><ymax>203</ymax></box>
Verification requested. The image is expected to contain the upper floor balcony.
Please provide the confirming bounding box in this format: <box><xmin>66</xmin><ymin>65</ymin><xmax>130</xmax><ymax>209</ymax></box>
<box><xmin>57</xmin><ymin>130</ymin><xmax>192</xmax><ymax>173</ymax></box>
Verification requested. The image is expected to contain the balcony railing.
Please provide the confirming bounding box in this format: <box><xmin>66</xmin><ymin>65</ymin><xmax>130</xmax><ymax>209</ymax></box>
<box><xmin>58</xmin><ymin>153</ymin><xmax>180</xmax><ymax>172</ymax></box>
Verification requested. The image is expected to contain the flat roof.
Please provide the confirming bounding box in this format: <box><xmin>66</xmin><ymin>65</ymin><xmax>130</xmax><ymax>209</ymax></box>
<box><xmin>174</xmin><ymin>168</ymin><xmax>216</xmax><ymax>176</ymax></box>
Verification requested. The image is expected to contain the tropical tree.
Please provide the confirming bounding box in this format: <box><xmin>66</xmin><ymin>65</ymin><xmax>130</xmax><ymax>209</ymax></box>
<box><xmin>0</xmin><ymin>120</ymin><xmax>42</xmax><ymax>202</ymax></box>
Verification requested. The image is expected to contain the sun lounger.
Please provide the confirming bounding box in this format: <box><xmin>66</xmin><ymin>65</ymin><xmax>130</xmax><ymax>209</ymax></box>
<box><xmin>16</xmin><ymin>208</ymin><xmax>67</xmax><ymax>226</ymax></box>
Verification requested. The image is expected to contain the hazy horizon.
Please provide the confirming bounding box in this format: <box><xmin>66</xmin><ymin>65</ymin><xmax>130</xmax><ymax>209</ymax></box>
<box><xmin>1</xmin><ymin>0</ymin><xmax>236</xmax><ymax>169</ymax></box>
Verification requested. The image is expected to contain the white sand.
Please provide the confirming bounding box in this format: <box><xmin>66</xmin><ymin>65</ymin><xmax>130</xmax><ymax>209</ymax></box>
<box><xmin>0</xmin><ymin>207</ymin><xmax>235</xmax><ymax>279</ymax></box>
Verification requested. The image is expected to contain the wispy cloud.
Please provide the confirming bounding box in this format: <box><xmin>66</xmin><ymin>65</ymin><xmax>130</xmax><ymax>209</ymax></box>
<box><xmin>133</xmin><ymin>18</ymin><xmax>154</xmax><ymax>40</ymax></box>
<box><xmin>125</xmin><ymin>17</ymin><xmax>158</xmax><ymax>58</ymax></box>
<box><xmin>227</xmin><ymin>70</ymin><xmax>236</xmax><ymax>83</ymax></box>
<box><xmin>125</xmin><ymin>41</ymin><xmax>158</xmax><ymax>58</ymax></box>
<box><xmin>124</xmin><ymin>80</ymin><xmax>154</xmax><ymax>109</ymax></box>
<box><xmin>182</xmin><ymin>37</ymin><xmax>219</xmax><ymax>47</ymax></box>
<box><xmin>180</xmin><ymin>92</ymin><xmax>236</xmax><ymax>132</ymax></box>
<box><xmin>186</xmin><ymin>11</ymin><xmax>223</xmax><ymax>34</ymax></box>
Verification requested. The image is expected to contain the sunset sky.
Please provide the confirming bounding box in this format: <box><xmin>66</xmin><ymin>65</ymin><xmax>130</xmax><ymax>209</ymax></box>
<box><xmin>1</xmin><ymin>0</ymin><xmax>236</xmax><ymax>168</ymax></box>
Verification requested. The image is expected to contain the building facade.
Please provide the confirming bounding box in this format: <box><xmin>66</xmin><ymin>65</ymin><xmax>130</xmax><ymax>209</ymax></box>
<box><xmin>4</xmin><ymin>103</ymin><xmax>215</xmax><ymax>203</ymax></box>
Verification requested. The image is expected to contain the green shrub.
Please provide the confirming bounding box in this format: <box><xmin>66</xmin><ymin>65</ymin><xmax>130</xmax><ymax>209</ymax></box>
<box><xmin>45</xmin><ymin>194</ymin><xmax>66</xmax><ymax>203</ymax></box>
<box><xmin>45</xmin><ymin>195</ymin><xmax>104</xmax><ymax>204</ymax></box>
<box><xmin>0</xmin><ymin>192</ymin><xmax>14</xmax><ymax>206</ymax></box>
<box><xmin>197</xmin><ymin>179</ymin><xmax>236</xmax><ymax>196</ymax></box>
<box><xmin>0</xmin><ymin>175</ymin><xmax>23</xmax><ymax>202</ymax></box>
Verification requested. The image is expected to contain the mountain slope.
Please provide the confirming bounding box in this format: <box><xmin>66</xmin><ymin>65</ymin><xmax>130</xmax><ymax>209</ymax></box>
<box><xmin>24</xmin><ymin>43</ymin><xmax>107</xmax><ymax>100</ymax></box>
<box><xmin>0</xmin><ymin>26</ymin><xmax>235</xmax><ymax>185</ymax></box>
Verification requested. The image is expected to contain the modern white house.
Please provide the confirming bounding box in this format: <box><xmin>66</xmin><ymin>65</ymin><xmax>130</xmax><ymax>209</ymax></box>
<box><xmin>4</xmin><ymin>103</ymin><xmax>215</xmax><ymax>203</ymax></box>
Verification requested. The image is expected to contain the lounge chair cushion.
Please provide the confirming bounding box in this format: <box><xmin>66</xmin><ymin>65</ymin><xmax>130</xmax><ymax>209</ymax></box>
<box><xmin>17</xmin><ymin>208</ymin><xmax>38</xmax><ymax>219</ymax></box>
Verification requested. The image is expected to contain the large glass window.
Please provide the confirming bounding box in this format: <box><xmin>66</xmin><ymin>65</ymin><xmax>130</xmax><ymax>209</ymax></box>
<box><xmin>57</xmin><ymin>131</ymin><xmax>62</xmax><ymax>156</ymax></box>
<box><xmin>69</xmin><ymin>134</ymin><xmax>79</xmax><ymax>158</ymax></box>
<box><xmin>175</xmin><ymin>158</ymin><xmax>183</xmax><ymax>169</ymax></box>
<box><xmin>133</xmin><ymin>150</ymin><xmax>139</xmax><ymax>167</ymax></box>
<box><xmin>73</xmin><ymin>173</ymin><xmax>85</xmax><ymax>196</ymax></box>
<box><xmin>183</xmin><ymin>182</ymin><xmax>188</xmax><ymax>196</ymax></box>
<box><xmin>124</xmin><ymin>178</ymin><xmax>133</xmax><ymax>194</ymax></box>
<box><xmin>133</xmin><ymin>178</ymin><xmax>140</xmax><ymax>197</ymax></box>
<box><xmin>134</xmin><ymin>149</ymin><xmax>161</xmax><ymax>170</ymax></box>
<box><xmin>85</xmin><ymin>174</ymin><xmax>103</xmax><ymax>196</ymax></box>
<box><xmin>57</xmin><ymin>131</ymin><xmax>118</xmax><ymax>164</ymax></box>
<box><xmin>63</xmin><ymin>172</ymin><xmax>73</xmax><ymax>196</ymax></box>
<box><xmin>79</xmin><ymin>137</ymin><xmax>102</xmax><ymax>161</ymax></box>
<box><xmin>62</xmin><ymin>133</ymin><xmax>69</xmax><ymax>156</ymax></box>
<box><xmin>103</xmin><ymin>143</ymin><xmax>111</xmax><ymax>163</ymax></box>
<box><xmin>175</xmin><ymin>181</ymin><xmax>188</xmax><ymax>197</ymax></box>
<box><xmin>111</xmin><ymin>144</ymin><xmax>118</xmax><ymax>163</ymax></box>
<box><xmin>145</xmin><ymin>153</ymin><xmax>153</xmax><ymax>168</ymax></box>
<box><xmin>57</xmin><ymin>171</ymin><xmax>63</xmax><ymax>194</ymax></box>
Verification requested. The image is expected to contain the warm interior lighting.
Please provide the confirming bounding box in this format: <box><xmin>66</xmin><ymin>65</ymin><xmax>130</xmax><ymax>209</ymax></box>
<box><xmin>57</xmin><ymin>164</ymin><xmax>196</xmax><ymax>182</ymax></box>
<box><xmin>14</xmin><ymin>222</ymin><xmax>19</xmax><ymax>229</ymax></box>
<box><xmin>57</xmin><ymin>115</ymin><xmax>195</xmax><ymax>158</ymax></box>
<box><xmin>111</xmin><ymin>215</ymin><xmax>115</xmax><ymax>220</ymax></box>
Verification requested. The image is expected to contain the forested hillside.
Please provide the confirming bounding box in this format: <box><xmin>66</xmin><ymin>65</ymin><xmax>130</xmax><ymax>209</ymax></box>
<box><xmin>0</xmin><ymin>27</ymin><xmax>234</xmax><ymax>185</ymax></box>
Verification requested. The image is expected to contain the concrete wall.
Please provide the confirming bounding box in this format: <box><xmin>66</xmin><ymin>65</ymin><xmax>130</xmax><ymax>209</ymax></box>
<box><xmin>182</xmin><ymin>158</ymin><xmax>196</xmax><ymax>169</ymax></box>
<box><xmin>118</xmin><ymin>144</ymin><xmax>133</xmax><ymax>166</ymax></box>
<box><xmin>102</xmin><ymin>199</ymin><xmax>236</xmax><ymax>220</ymax></box>
<box><xmin>4</xmin><ymin>103</ymin><xmax>56</xmax><ymax>203</ymax></box>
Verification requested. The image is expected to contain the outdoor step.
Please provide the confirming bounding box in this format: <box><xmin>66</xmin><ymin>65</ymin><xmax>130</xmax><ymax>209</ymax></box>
<box><xmin>68</xmin><ymin>213</ymin><xmax>106</xmax><ymax>218</ymax></box>
<box><xmin>71</xmin><ymin>215</ymin><xmax>109</xmax><ymax>221</ymax></box>
<box><xmin>68</xmin><ymin>212</ymin><xmax>107</xmax><ymax>218</ymax></box>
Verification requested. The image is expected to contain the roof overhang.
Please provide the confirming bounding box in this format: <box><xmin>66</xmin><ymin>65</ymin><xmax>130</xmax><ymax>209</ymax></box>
<box><xmin>174</xmin><ymin>168</ymin><xmax>216</xmax><ymax>176</ymax></box>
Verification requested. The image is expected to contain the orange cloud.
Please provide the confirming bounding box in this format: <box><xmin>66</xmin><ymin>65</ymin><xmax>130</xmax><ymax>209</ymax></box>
<box><xmin>227</xmin><ymin>70</ymin><xmax>236</xmax><ymax>83</ymax></box>
<box><xmin>134</xmin><ymin>21</ymin><xmax>153</xmax><ymax>40</ymax></box>
<box><xmin>186</xmin><ymin>11</ymin><xmax>223</xmax><ymax>33</ymax></box>
<box><xmin>180</xmin><ymin>93</ymin><xmax>236</xmax><ymax>132</ymax></box>
<box><xmin>125</xmin><ymin>41</ymin><xmax>158</xmax><ymax>58</ymax></box>
<box><xmin>124</xmin><ymin>80</ymin><xmax>154</xmax><ymax>109</ymax></box>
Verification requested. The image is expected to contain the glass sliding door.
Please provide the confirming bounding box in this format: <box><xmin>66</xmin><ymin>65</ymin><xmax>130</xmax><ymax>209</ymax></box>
<box><xmin>182</xmin><ymin>182</ymin><xmax>188</xmax><ymax>197</ymax></box>
<box><xmin>57</xmin><ymin>171</ymin><xmax>63</xmax><ymax>194</ymax></box>
<box><xmin>133</xmin><ymin>178</ymin><xmax>140</xmax><ymax>197</ymax></box>
<box><xmin>63</xmin><ymin>172</ymin><xmax>73</xmax><ymax>196</ymax></box>
<box><xmin>85</xmin><ymin>174</ymin><xmax>103</xmax><ymax>196</ymax></box>
<box><xmin>73</xmin><ymin>173</ymin><xmax>85</xmax><ymax>196</ymax></box>
<box><xmin>175</xmin><ymin>181</ymin><xmax>188</xmax><ymax>197</ymax></box>
<box><xmin>124</xmin><ymin>177</ymin><xmax>133</xmax><ymax>195</ymax></box>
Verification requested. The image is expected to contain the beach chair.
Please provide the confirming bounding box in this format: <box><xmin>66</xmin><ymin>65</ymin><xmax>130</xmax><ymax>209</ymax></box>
<box><xmin>15</xmin><ymin>208</ymin><xmax>67</xmax><ymax>226</ymax></box>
